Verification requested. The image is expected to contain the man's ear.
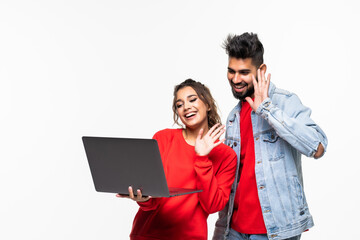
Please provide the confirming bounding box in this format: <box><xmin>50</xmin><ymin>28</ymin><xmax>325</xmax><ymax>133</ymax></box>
<box><xmin>259</xmin><ymin>63</ymin><xmax>267</xmax><ymax>74</ymax></box>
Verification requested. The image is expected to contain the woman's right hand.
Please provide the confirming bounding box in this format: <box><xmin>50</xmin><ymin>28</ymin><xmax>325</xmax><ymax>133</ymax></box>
<box><xmin>116</xmin><ymin>186</ymin><xmax>151</xmax><ymax>202</ymax></box>
<box><xmin>195</xmin><ymin>123</ymin><xmax>225</xmax><ymax>156</ymax></box>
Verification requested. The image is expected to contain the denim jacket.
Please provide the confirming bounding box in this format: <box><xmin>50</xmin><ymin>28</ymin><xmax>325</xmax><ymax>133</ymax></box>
<box><xmin>212</xmin><ymin>83</ymin><xmax>328</xmax><ymax>240</ymax></box>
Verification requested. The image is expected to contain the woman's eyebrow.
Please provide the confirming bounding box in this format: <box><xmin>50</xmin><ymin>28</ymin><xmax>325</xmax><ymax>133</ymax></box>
<box><xmin>186</xmin><ymin>94</ymin><xmax>197</xmax><ymax>99</ymax></box>
<box><xmin>176</xmin><ymin>94</ymin><xmax>197</xmax><ymax>102</ymax></box>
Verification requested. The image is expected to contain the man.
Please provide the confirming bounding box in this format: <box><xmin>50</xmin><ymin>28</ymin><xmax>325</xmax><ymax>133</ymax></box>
<box><xmin>213</xmin><ymin>33</ymin><xmax>328</xmax><ymax>240</ymax></box>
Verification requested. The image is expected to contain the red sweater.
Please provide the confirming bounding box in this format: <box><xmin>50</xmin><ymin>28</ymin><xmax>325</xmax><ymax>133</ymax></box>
<box><xmin>130</xmin><ymin>129</ymin><xmax>237</xmax><ymax>240</ymax></box>
<box><xmin>231</xmin><ymin>101</ymin><xmax>266</xmax><ymax>234</ymax></box>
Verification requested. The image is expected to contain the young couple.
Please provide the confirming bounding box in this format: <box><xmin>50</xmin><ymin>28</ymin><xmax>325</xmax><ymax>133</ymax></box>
<box><xmin>117</xmin><ymin>33</ymin><xmax>328</xmax><ymax>240</ymax></box>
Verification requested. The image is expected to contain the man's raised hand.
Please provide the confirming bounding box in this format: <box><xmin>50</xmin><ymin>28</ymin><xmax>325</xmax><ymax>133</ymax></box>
<box><xmin>245</xmin><ymin>69</ymin><xmax>271</xmax><ymax>112</ymax></box>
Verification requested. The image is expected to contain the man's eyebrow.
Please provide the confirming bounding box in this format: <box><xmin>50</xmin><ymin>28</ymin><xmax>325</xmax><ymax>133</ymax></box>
<box><xmin>228</xmin><ymin>67</ymin><xmax>251</xmax><ymax>73</ymax></box>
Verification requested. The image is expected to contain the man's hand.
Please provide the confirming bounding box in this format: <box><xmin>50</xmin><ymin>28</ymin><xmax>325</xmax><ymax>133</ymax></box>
<box><xmin>195</xmin><ymin>123</ymin><xmax>225</xmax><ymax>156</ymax></box>
<box><xmin>245</xmin><ymin>69</ymin><xmax>271</xmax><ymax>112</ymax></box>
<box><xmin>314</xmin><ymin>143</ymin><xmax>325</xmax><ymax>159</ymax></box>
<box><xmin>116</xmin><ymin>186</ymin><xmax>151</xmax><ymax>202</ymax></box>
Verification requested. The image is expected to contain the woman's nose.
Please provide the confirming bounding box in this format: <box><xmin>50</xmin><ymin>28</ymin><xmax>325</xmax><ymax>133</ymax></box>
<box><xmin>184</xmin><ymin>101</ymin><xmax>191</xmax><ymax>110</ymax></box>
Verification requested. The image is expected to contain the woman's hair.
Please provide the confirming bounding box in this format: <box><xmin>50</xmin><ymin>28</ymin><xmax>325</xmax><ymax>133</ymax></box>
<box><xmin>172</xmin><ymin>79</ymin><xmax>221</xmax><ymax>128</ymax></box>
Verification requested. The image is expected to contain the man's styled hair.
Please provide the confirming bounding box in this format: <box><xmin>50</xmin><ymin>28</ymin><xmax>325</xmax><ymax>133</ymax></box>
<box><xmin>172</xmin><ymin>79</ymin><xmax>221</xmax><ymax>129</ymax></box>
<box><xmin>223</xmin><ymin>32</ymin><xmax>264</xmax><ymax>68</ymax></box>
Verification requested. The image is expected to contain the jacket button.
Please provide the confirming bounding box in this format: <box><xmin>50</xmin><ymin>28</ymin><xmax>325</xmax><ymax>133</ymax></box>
<box><xmin>270</xmin><ymin>234</ymin><xmax>277</xmax><ymax>238</ymax></box>
<box><xmin>264</xmin><ymin>209</ymin><xmax>271</xmax><ymax>213</ymax></box>
<box><xmin>255</xmin><ymin>137</ymin><xmax>259</xmax><ymax>140</ymax></box>
<box><xmin>259</xmin><ymin>186</ymin><xmax>265</xmax><ymax>190</ymax></box>
<box><xmin>233</xmin><ymin>142</ymin><xmax>237</xmax><ymax>147</ymax></box>
<box><xmin>257</xmin><ymin>161</ymin><xmax>262</xmax><ymax>164</ymax></box>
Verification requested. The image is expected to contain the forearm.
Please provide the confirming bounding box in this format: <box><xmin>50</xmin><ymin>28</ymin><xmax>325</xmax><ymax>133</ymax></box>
<box><xmin>256</xmin><ymin>97</ymin><xmax>328</xmax><ymax>157</ymax></box>
<box><xmin>194</xmin><ymin>155</ymin><xmax>236</xmax><ymax>214</ymax></box>
<box><xmin>137</xmin><ymin>198</ymin><xmax>161</xmax><ymax>211</ymax></box>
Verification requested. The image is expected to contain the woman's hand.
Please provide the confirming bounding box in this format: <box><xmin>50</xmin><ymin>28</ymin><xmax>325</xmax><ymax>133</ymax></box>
<box><xmin>116</xmin><ymin>186</ymin><xmax>151</xmax><ymax>202</ymax></box>
<box><xmin>195</xmin><ymin>123</ymin><xmax>225</xmax><ymax>156</ymax></box>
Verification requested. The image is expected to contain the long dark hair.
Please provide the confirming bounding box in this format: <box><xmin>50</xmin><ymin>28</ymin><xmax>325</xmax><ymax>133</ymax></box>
<box><xmin>172</xmin><ymin>79</ymin><xmax>221</xmax><ymax>128</ymax></box>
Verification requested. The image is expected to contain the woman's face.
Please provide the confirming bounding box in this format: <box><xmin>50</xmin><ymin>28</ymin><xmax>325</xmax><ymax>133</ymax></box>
<box><xmin>175</xmin><ymin>86</ymin><xmax>209</xmax><ymax>130</ymax></box>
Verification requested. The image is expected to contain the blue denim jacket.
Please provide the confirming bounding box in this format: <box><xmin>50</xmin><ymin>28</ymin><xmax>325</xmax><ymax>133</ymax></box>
<box><xmin>213</xmin><ymin>83</ymin><xmax>328</xmax><ymax>240</ymax></box>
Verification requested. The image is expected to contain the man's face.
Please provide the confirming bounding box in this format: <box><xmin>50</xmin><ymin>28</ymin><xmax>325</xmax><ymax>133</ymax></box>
<box><xmin>227</xmin><ymin>57</ymin><xmax>258</xmax><ymax>100</ymax></box>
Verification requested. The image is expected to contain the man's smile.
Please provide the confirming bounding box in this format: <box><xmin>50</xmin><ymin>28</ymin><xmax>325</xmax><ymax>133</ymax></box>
<box><xmin>232</xmin><ymin>82</ymin><xmax>247</xmax><ymax>92</ymax></box>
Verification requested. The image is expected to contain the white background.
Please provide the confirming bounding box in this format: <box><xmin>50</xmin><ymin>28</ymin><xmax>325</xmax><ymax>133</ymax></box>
<box><xmin>1</xmin><ymin>0</ymin><xmax>359</xmax><ymax>239</ymax></box>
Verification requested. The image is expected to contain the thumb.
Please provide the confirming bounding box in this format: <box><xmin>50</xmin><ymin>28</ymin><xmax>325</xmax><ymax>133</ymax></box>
<box><xmin>245</xmin><ymin>97</ymin><xmax>254</xmax><ymax>107</ymax></box>
<box><xmin>197</xmin><ymin>128</ymin><xmax>204</xmax><ymax>141</ymax></box>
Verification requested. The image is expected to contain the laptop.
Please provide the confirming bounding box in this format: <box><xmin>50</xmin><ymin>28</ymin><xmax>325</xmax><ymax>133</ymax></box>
<box><xmin>82</xmin><ymin>136</ymin><xmax>202</xmax><ymax>197</ymax></box>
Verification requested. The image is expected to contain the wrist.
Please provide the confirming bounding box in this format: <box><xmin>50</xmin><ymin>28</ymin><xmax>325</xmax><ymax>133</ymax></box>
<box><xmin>195</xmin><ymin>154</ymin><xmax>209</xmax><ymax>160</ymax></box>
<box><xmin>256</xmin><ymin>97</ymin><xmax>272</xmax><ymax>115</ymax></box>
<box><xmin>196</xmin><ymin>151</ymin><xmax>209</xmax><ymax>156</ymax></box>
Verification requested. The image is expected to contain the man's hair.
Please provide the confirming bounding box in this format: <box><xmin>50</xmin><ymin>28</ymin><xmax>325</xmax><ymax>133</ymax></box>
<box><xmin>223</xmin><ymin>32</ymin><xmax>264</xmax><ymax>68</ymax></box>
<box><xmin>172</xmin><ymin>79</ymin><xmax>221</xmax><ymax>129</ymax></box>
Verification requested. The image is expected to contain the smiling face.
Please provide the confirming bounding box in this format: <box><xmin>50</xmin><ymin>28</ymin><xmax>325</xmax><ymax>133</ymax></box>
<box><xmin>227</xmin><ymin>57</ymin><xmax>258</xmax><ymax>100</ymax></box>
<box><xmin>175</xmin><ymin>86</ymin><xmax>210</xmax><ymax>131</ymax></box>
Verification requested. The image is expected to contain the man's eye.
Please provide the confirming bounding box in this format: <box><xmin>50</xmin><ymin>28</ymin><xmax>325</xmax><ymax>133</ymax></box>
<box><xmin>228</xmin><ymin>70</ymin><xmax>234</xmax><ymax>74</ymax></box>
<box><xmin>190</xmin><ymin>98</ymin><xmax>197</xmax><ymax>103</ymax></box>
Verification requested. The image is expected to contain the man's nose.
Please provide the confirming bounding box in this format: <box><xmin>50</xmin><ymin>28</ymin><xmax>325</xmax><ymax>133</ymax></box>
<box><xmin>232</xmin><ymin>73</ymin><xmax>241</xmax><ymax>83</ymax></box>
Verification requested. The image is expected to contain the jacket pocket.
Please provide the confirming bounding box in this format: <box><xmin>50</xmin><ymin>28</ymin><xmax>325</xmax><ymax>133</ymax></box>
<box><xmin>292</xmin><ymin>176</ymin><xmax>305</xmax><ymax>209</ymax></box>
<box><xmin>261</xmin><ymin>130</ymin><xmax>284</xmax><ymax>161</ymax></box>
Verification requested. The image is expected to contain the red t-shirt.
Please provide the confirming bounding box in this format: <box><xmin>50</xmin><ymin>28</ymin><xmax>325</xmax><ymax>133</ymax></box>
<box><xmin>130</xmin><ymin>128</ymin><xmax>237</xmax><ymax>240</ymax></box>
<box><xmin>231</xmin><ymin>101</ymin><xmax>267</xmax><ymax>234</ymax></box>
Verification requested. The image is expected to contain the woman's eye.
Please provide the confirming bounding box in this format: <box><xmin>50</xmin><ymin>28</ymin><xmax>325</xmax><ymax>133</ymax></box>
<box><xmin>190</xmin><ymin>98</ymin><xmax>197</xmax><ymax>103</ymax></box>
<box><xmin>176</xmin><ymin>104</ymin><xmax>183</xmax><ymax>109</ymax></box>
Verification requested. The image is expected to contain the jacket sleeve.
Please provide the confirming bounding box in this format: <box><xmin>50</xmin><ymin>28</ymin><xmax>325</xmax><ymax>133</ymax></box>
<box><xmin>212</xmin><ymin>200</ymin><xmax>231</xmax><ymax>240</ymax></box>
<box><xmin>194</xmin><ymin>149</ymin><xmax>237</xmax><ymax>214</ymax></box>
<box><xmin>256</xmin><ymin>95</ymin><xmax>328</xmax><ymax>158</ymax></box>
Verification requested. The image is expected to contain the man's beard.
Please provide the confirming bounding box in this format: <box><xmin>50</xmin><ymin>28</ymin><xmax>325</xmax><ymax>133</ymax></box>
<box><xmin>231</xmin><ymin>84</ymin><xmax>254</xmax><ymax>101</ymax></box>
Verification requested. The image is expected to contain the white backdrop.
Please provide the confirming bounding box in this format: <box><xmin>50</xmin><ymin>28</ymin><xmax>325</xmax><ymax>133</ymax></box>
<box><xmin>1</xmin><ymin>1</ymin><xmax>359</xmax><ymax>239</ymax></box>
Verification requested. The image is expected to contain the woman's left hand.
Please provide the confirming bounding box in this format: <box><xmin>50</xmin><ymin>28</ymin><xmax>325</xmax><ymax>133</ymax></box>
<box><xmin>195</xmin><ymin>123</ymin><xmax>225</xmax><ymax>156</ymax></box>
<box><xmin>116</xmin><ymin>186</ymin><xmax>151</xmax><ymax>202</ymax></box>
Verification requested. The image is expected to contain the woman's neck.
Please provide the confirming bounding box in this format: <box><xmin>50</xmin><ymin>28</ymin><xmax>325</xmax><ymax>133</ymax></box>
<box><xmin>182</xmin><ymin>124</ymin><xmax>209</xmax><ymax>146</ymax></box>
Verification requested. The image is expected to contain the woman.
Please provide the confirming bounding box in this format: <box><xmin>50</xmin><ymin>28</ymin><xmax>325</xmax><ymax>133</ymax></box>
<box><xmin>117</xmin><ymin>79</ymin><xmax>237</xmax><ymax>240</ymax></box>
